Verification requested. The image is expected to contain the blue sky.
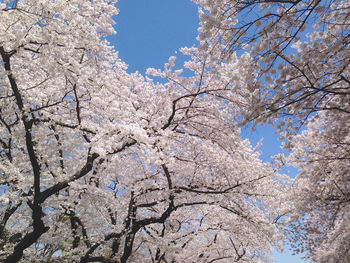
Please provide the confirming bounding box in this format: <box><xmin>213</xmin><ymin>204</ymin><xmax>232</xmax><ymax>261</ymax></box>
<box><xmin>110</xmin><ymin>0</ymin><xmax>307</xmax><ymax>262</ymax></box>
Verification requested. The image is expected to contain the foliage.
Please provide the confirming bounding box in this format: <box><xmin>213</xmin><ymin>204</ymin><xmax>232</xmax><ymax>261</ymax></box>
<box><xmin>195</xmin><ymin>0</ymin><xmax>350</xmax><ymax>262</ymax></box>
<box><xmin>2</xmin><ymin>0</ymin><xmax>348</xmax><ymax>262</ymax></box>
<box><xmin>0</xmin><ymin>0</ymin><xmax>289</xmax><ymax>262</ymax></box>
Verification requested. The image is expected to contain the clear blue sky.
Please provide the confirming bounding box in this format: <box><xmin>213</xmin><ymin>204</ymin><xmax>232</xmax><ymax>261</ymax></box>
<box><xmin>110</xmin><ymin>1</ymin><xmax>308</xmax><ymax>262</ymax></box>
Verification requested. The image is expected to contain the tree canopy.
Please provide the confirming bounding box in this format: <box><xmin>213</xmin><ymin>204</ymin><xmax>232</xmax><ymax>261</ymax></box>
<box><xmin>195</xmin><ymin>0</ymin><xmax>350</xmax><ymax>261</ymax></box>
<box><xmin>0</xmin><ymin>0</ymin><xmax>349</xmax><ymax>262</ymax></box>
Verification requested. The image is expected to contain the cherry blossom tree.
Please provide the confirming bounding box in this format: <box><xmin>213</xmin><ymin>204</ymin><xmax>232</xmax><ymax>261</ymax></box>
<box><xmin>0</xmin><ymin>0</ymin><xmax>288</xmax><ymax>262</ymax></box>
<box><xmin>285</xmin><ymin>110</ymin><xmax>350</xmax><ymax>263</ymax></box>
<box><xmin>194</xmin><ymin>0</ymin><xmax>350</xmax><ymax>261</ymax></box>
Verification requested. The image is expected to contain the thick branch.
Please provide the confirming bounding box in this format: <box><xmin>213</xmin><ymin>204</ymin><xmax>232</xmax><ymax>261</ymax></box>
<box><xmin>39</xmin><ymin>152</ymin><xmax>99</xmax><ymax>203</ymax></box>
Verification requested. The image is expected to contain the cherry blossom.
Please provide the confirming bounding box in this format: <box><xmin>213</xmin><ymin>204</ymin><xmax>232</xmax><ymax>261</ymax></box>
<box><xmin>0</xmin><ymin>1</ymin><xmax>288</xmax><ymax>262</ymax></box>
<box><xmin>195</xmin><ymin>0</ymin><xmax>350</xmax><ymax>261</ymax></box>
